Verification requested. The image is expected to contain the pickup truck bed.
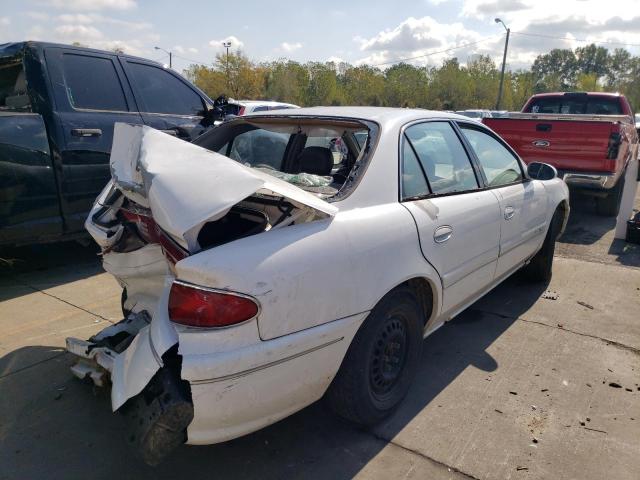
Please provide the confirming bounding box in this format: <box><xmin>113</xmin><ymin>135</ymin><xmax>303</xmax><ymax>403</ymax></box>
<box><xmin>483</xmin><ymin>92</ymin><xmax>638</xmax><ymax>216</ymax></box>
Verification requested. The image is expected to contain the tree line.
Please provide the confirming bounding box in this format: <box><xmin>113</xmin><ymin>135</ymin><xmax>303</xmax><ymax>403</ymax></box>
<box><xmin>183</xmin><ymin>43</ymin><xmax>640</xmax><ymax>112</ymax></box>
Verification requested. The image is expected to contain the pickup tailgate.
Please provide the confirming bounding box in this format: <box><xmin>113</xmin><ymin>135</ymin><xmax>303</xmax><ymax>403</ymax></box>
<box><xmin>483</xmin><ymin>116</ymin><xmax>623</xmax><ymax>173</ymax></box>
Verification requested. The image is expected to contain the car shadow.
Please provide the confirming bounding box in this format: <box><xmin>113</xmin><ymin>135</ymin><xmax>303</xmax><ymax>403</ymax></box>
<box><xmin>0</xmin><ymin>241</ymin><xmax>102</xmax><ymax>302</ymax></box>
<box><xmin>0</xmin><ymin>275</ymin><xmax>548</xmax><ymax>480</ymax></box>
<box><xmin>558</xmin><ymin>193</ymin><xmax>616</xmax><ymax>246</ymax></box>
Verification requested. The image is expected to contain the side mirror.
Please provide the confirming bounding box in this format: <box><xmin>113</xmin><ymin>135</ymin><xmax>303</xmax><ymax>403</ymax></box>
<box><xmin>527</xmin><ymin>162</ymin><xmax>557</xmax><ymax>181</ymax></box>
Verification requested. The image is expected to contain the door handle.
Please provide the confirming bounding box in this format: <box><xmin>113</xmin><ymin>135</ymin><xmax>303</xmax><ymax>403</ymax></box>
<box><xmin>434</xmin><ymin>225</ymin><xmax>453</xmax><ymax>243</ymax></box>
<box><xmin>71</xmin><ymin>128</ymin><xmax>102</xmax><ymax>137</ymax></box>
<box><xmin>504</xmin><ymin>206</ymin><xmax>515</xmax><ymax>220</ymax></box>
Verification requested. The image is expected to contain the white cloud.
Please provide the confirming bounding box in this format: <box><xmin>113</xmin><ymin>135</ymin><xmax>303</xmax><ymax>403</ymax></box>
<box><xmin>0</xmin><ymin>17</ymin><xmax>9</xmax><ymax>26</ymax></box>
<box><xmin>209</xmin><ymin>36</ymin><xmax>244</xmax><ymax>50</ymax></box>
<box><xmin>55</xmin><ymin>13</ymin><xmax>151</xmax><ymax>30</ymax></box>
<box><xmin>45</xmin><ymin>0</ymin><xmax>136</xmax><ymax>10</ymax></box>
<box><xmin>173</xmin><ymin>45</ymin><xmax>199</xmax><ymax>55</ymax></box>
<box><xmin>281</xmin><ymin>42</ymin><xmax>302</xmax><ymax>52</ymax></box>
<box><xmin>355</xmin><ymin>16</ymin><xmax>492</xmax><ymax>67</ymax></box>
<box><xmin>55</xmin><ymin>24</ymin><xmax>104</xmax><ymax>40</ymax></box>
<box><xmin>327</xmin><ymin>55</ymin><xmax>345</xmax><ymax>63</ymax></box>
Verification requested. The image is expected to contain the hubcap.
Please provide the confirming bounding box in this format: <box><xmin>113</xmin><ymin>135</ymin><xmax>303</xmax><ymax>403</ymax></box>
<box><xmin>370</xmin><ymin>316</ymin><xmax>408</xmax><ymax>397</ymax></box>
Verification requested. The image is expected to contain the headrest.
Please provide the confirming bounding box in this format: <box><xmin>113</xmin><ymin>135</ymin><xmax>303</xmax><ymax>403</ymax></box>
<box><xmin>297</xmin><ymin>146</ymin><xmax>334</xmax><ymax>176</ymax></box>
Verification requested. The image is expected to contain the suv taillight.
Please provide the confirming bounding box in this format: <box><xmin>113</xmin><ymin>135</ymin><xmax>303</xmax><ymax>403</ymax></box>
<box><xmin>607</xmin><ymin>131</ymin><xmax>622</xmax><ymax>159</ymax></box>
<box><xmin>168</xmin><ymin>282</ymin><xmax>259</xmax><ymax>328</ymax></box>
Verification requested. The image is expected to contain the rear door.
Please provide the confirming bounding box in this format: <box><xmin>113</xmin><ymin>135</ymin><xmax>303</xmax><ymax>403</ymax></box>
<box><xmin>458</xmin><ymin>122</ymin><xmax>548</xmax><ymax>279</ymax></box>
<box><xmin>400</xmin><ymin>121</ymin><xmax>502</xmax><ymax>315</ymax></box>
<box><xmin>45</xmin><ymin>47</ymin><xmax>143</xmax><ymax>232</ymax></box>
<box><xmin>120</xmin><ymin>60</ymin><xmax>210</xmax><ymax>140</ymax></box>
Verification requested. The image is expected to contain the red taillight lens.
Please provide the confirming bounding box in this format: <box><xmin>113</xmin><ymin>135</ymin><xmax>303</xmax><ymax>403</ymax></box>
<box><xmin>168</xmin><ymin>282</ymin><xmax>259</xmax><ymax>328</ymax></box>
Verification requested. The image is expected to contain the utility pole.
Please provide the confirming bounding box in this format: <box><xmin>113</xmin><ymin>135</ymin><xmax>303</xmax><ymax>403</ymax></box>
<box><xmin>154</xmin><ymin>46</ymin><xmax>172</xmax><ymax>68</ymax></box>
<box><xmin>223</xmin><ymin>41</ymin><xmax>232</xmax><ymax>90</ymax></box>
<box><xmin>494</xmin><ymin>18</ymin><xmax>510</xmax><ymax>110</ymax></box>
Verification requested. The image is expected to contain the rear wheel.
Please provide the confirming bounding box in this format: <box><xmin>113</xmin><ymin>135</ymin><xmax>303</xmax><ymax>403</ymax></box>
<box><xmin>596</xmin><ymin>173</ymin><xmax>625</xmax><ymax>217</ymax></box>
<box><xmin>325</xmin><ymin>286</ymin><xmax>424</xmax><ymax>426</ymax></box>
<box><xmin>523</xmin><ymin>208</ymin><xmax>563</xmax><ymax>283</ymax></box>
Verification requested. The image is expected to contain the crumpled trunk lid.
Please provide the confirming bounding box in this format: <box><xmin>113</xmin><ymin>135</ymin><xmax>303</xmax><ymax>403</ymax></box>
<box><xmin>109</xmin><ymin>123</ymin><xmax>337</xmax><ymax>251</ymax></box>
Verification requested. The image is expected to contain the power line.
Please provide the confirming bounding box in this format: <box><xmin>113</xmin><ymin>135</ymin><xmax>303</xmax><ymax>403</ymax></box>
<box><xmin>369</xmin><ymin>34</ymin><xmax>503</xmax><ymax>67</ymax></box>
<box><xmin>511</xmin><ymin>31</ymin><xmax>640</xmax><ymax>48</ymax></box>
<box><xmin>172</xmin><ymin>53</ymin><xmax>214</xmax><ymax>66</ymax></box>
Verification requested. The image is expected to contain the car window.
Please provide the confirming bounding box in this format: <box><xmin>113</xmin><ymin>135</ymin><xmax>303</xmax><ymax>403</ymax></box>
<box><xmin>404</xmin><ymin>121</ymin><xmax>478</xmax><ymax>195</ymax></box>
<box><xmin>401</xmin><ymin>136</ymin><xmax>430</xmax><ymax>199</ymax></box>
<box><xmin>126</xmin><ymin>62</ymin><xmax>204</xmax><ymax>116</ymax></box>
<box><xmin>460</xmin><ymin>126</ymin><xmax>523</xmax><ymax>187</ymax></box>
<box><xmin>527</xmin><ymin>97</ymin><xmax>622</xmax><ymax>115</ymax></box>
<box><xmin>229</xmin><ymin>129</ymin><xmax>291</xmax><ymax>170</ymax></box>
<box><xmin>62</xmin><ymin>54</ymin><xmax>128</xmax><ymax>111</ymax></box>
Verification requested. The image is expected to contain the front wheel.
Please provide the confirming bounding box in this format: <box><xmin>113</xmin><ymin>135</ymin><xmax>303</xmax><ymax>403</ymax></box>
<box><xmin>325</xmin><ymin>286</ymin><xmax>424</xmax><ymax>426</ymax></box>
<box><xmin>522</xmin><ymin>209</ymin><xmax>563</xmax><ymax>283</ymax></box>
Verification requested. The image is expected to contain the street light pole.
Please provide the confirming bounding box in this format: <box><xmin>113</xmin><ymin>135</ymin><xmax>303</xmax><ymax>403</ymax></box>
<box><xmin>154</xmin><ymin>46</ymin><xmax>172</xmax><ymax>68</ymax></box>
<box><xmin>222</xmin><ymin>41</ymin><xmax>232</xmax><ymax>89</ymax></box>
<box><xmin>494</xmin><ymin>18</ymin><xmax>510</xmax><ymax>110</ymax></box>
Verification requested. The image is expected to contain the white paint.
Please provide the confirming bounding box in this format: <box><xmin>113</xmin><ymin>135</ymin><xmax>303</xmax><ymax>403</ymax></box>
<box><xmin>615</xmin><ymin>156</ymin><xmax>639</xmax><ymax>240</ymax></box>
<box><xmin>68</xmin><ymin>107</ymin><xmax>569</xmax><ymax>447</ymax></box>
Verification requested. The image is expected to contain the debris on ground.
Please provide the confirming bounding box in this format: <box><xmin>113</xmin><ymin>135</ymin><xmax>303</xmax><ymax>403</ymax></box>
<box><xmin>580</xmin><ymin>421</ymin><xmax>586</xmax><ymax>426</ymax></box>
<box><xmin>495</xmin><ymin>409</ymin><xmax>503</xmax><ymax>414</ymax></box>
<box><xmin>541</xmin><ymin>388</ymin><xmax>548</xmax><ymax>392</ymax></box>
<box><xmin>586</xmin><ymin>383</ymin><xmax>592</xmax><ymax>387</ymax></box>
<box><xmin>541</xmin><ymin>290</ymin><xmax>559</xmax><ymax>300</ymax></box>
<box><xmin>516</xmin><ymin>466</ymin><xmax>528</xmax><ymax>471</ymax></box>
<box><xmin>557</xmin><ymin>323</ymin><xmax>564</xmax><ymax>328</ymax></box>
<box><xmin>625</xmin><ymin>388</ymin><xmax>633</xmax><ymax>392</ymax></box>
<box><xmin>509</xmin><ymin>391</ymin><xmax>518</xmax><ymax>395</ymax></box>
<box><xmin>577</xmin><ymin>301</ymin><xmax>594</xmax><ymax>309</ymax></box>
<box><xmin>583</xmin><ymin>427</ymin><xmax>607</xmax><ymax>434</ymax></box>
<box><xmin>609</xmin><ymin>382</ymin><xmax>622</xmax><ymax>388</ymax></box>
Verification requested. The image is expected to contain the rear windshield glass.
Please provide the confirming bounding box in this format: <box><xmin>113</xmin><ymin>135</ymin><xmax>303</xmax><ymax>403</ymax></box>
<box><xmin>0</xmin><ymin>61</ymin><xmax>31</xmax><ymax>112</ymax></box>
<box><xmin>526</xmin><ymin>96</ymin><xmax>622</xmax><ymax>115</ymax></box>
<box><xmin>193</xmin><ymin>118</ymin><xmax>374</xmax><ymax>199</ymax></box>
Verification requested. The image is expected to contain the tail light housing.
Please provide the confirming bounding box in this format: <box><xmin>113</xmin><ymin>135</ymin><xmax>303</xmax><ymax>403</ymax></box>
<box><xmin>120</xmin><ymin>208</ymin><xmax>188</xmax><ymax>264</ymax></box>
<box><xmin>607</xmin><ymin>131</ymin><xmax>622</xmax><ymax>160</ymax></box>
<box><xmin>168</xmin><ymin>281</ymin><xmax>259</xmax><ymax>328</ymax></box>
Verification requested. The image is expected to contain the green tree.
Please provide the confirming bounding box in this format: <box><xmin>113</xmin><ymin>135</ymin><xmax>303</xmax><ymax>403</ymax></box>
<box><xmin>383</xmin><ymin>63</ymin><xmax>429</xmax><ymax>107</ymax></box>
<box><xmin>531</xmin><ymin>49</ymin><xmax>578</xmax><ymax>91</ymax></box>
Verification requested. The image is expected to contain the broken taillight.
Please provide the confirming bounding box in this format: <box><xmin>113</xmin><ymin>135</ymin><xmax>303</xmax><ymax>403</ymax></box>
<box><xmin>120</xmin><ymin>208</ymin><xmax>188</xmax><ymax>264</ymax></box>
<box><xmin>168</xmin><ymin>282</ymin><xmax>259</xmax><ymax>328</ymax></box>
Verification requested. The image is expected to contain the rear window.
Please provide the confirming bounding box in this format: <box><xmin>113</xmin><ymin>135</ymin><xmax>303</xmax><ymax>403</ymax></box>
<box><xmin>195</xmin><ymin>118</ymin><xmax>374</xmax><ymax>198</ymax></box>
<box><xmin>0</xmin><ymin>61</ymin><xmax>31</xmax><ymax>112</ymax></box>
<box><xmin>62</xmin><ymin>54</ymin><xmax>128</xmax><ymax>111</ymax></box>
<box><xmin>527</xmin><ymin>96</ymin><xmax>622</xmax><ymax>115</ymax></box>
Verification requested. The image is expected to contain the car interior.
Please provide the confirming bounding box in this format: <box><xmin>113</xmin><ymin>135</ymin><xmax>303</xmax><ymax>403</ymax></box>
<box><xmin>194</xmin><ymin>118</ymin><xmax>372</xmax><ymax>197</ymax></box>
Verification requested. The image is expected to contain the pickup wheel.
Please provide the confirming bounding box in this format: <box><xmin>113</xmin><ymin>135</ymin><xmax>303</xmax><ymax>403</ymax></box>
<box><xmin>596</xmin><ymin>173</ymin><xmax>625</xmax><ymax>217</ymax></box>
<box><xmin>523</xmin><ymin>209</ymin><xmax>563</xmax><ymax>283</ymax></box>
<box><xmin>325</xmin><ymin>286</ymin><xmax>423</xmax><ymax>426</ymax></box>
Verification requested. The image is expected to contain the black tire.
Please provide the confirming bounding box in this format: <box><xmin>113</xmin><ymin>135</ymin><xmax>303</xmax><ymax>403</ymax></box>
<box><xmin>325</xmin><ymin>286</ymin><xmax>425</xmax><ymax>426</ymax></box>
<box><xmin>121</xmin><ymin>288</ymin><xmax>131</xmax><ymax>318</ymax></box>
<box><xmin>596</xmin><ymin>173</ymin><xmax>625</xmax><ymax>217</ymax></box>
<box><xmin>523</xmin><ymin>209</ymin><xmax>563</xmax><ymax>283</ymax></box>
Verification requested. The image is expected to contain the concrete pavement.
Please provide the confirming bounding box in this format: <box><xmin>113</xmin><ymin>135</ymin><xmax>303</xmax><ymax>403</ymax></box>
<box><xmin>1</xmin><ymin>194</ymin><xmax>639</xmax><ymax>480</ymax></box>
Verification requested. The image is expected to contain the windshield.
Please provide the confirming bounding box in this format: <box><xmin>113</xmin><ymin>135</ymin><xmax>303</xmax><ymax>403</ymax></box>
<box><xmin>526</xmin><ymin>96</ymin><xmax>622</xmax><ymax>115</ymax></box>
<box><xmin>193</xmin><ymin>117</ymin><xmax>375</xmax><ymax>199</ymax></box>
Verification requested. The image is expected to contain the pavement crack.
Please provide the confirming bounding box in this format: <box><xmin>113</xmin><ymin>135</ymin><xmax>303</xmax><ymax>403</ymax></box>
<box><xmin>0</xmin><ymin>351</ymin><xmax>68</xmax><ymax>380</ymax></box>
<box><xmin>15</xmin><ymin>279</ymin><xmax>115</xmax><ymax>324</ymax></box>
<box><xmin>366</xmin><ymin>430</ymin><xmax>483</xmax><ymax>480</ymax></box>
<box><xmin>471</xmin><ymin>308</ymin><xmax>640</xmax><ymax>356</ymax></box>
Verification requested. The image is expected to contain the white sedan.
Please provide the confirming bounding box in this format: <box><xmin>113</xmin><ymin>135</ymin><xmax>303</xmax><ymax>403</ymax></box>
<box><xmin>67</xmin><ymin>107</ymin><xmax>569</xmax><ymax>464</ymax></box>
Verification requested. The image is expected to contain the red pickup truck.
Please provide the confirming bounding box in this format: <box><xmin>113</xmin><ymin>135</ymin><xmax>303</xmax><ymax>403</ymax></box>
<box><xmin>483</xmin><ymin>92</ymin><xmax>638</xmax><ymax>215</ymax></box>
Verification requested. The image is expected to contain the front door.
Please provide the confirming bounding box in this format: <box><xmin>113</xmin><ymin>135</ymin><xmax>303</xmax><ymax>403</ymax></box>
<box><xmin>400</xmin><ymin>121</ymin><xmax>502</xmax><ymax>315</ymax></box>
<box><xmin>457</xmin><ymin>123</ymin><xmax>548</xmax><ymax>279</ymax></box>
<box><xmin>121</xmin><ymin>60</ymin><xmax>210</xmax><ymax>141</ymax></box>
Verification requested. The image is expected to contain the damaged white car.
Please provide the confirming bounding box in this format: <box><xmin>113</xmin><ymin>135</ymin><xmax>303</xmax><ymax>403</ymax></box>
<box><xmin>67</xmin><ymin>107</ymin><xmax>569</xmax><ymax>464</ymax></box>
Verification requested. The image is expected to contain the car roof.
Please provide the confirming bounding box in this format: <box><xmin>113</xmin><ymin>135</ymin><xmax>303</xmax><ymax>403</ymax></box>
<box><xmin>243</xmin><ymin>106</ymin><xmax>476</xmax><ymax>124</ymax></box>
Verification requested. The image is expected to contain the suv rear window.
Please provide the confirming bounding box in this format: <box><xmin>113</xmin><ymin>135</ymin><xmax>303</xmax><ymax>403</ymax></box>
<box><xmin>527</xmin><ymin>96</ymin><xmax>622</xmax><ymax>115</ymax></box>
<box><xmin>0</xmin><ymin>61</ymin><xmax>31</xmax><ymax>112</ymax></box>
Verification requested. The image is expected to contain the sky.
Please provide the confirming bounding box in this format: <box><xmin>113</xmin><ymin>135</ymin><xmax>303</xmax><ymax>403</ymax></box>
<box><xmin>2</xmin><ymin>0</ymin><xmax>640</xmax><ymax>74</ymax></box>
